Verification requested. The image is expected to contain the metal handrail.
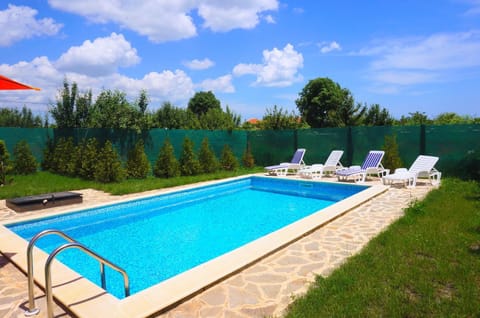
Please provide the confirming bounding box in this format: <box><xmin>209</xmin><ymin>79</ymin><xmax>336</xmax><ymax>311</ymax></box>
<box><xmin>45</xmin><ymin>242</ymin><xmax>130</xmax><ymax>318</ymax></box>
<box><xmin>25</xmin><ymin>229</ymin><xmax>77</xmax><ymax>316</ymax></box>
<box><xmin>24</xmin><ymin>229</ymin><xmax>129</xmax><ymax>317</ymax></box>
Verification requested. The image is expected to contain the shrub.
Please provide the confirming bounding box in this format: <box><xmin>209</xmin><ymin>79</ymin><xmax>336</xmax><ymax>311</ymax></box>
<box><xmin>0</xmin><ymin>140</ymin><xmax>13</xmax><ymax>185</ymax></box>
<box><xmin>52</xmin><ymin>137</ymin><xmax>76</xmax><ymax>176</ymax></box>
<box><xmin>198</xmin><ymin>137</ymin><xmax>218</xmax><ymax>173</ymax></box>
<box><xmin>154</xmin><ymin>138</ymin><xmax>180</xmax><ymax>178</ymax></box>
<box><xmin>94</xmin><ymin>140</ymin><xmax>125</xmax><ymax>183</ymax></box>
<box><xmin>179</xmin><ymin>137</ymin><xmax>201</xmax><ymax>176</ymax></box>
<box><xmin>41</xmin><ymin>135</ymin><xmax>55</xmax><ymax>171</ymax></box>
<box><xmin>220</xmin><ymin>144</ymin><xmax>238</xmax><ymax>171</ymax></box>
<box><xmin>125</xmin><ymin>139</ymin><xmax>150</xmax><ymax>179</ymax></box>
<box><xmin>242</xmin><ymin>141</ymin><xmax>255</xmax><ymax>168</ymax></box>
<box><xmin>78</xmin><ymin>138</ymin><xmax>99</xmax><ymax>180</ymax></box>
<box><xmin>382</xmin><ymin>134</ymin><xmax>403</xmax><ymax>171</ymax></box>
<box><xmin>12</xmin><ymin>140</ymin><xmax>37</xmax><ymax>174</ymax></box>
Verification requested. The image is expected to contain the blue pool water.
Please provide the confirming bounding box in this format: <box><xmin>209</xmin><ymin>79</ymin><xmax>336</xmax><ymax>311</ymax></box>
<box><xmin>8</xmin><ymin>177</ymin><xmax>367</xmax><ymax>299</ymax></box>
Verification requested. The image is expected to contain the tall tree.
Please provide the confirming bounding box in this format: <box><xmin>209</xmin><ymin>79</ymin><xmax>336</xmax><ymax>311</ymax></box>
<box><xmin>295</xmin><ymin>77</ymin><xmax>346</xmax><ymax>128</ymax></box>
<box><xmin>261</xmin><ymin>105</ymin><xmax>305</xmax><ymax>130</ymax></box>
<box><xmin>397</xmin><ymin>111</ymin><xmax>432</xmax><ymax>125</ymax></box>
<box><xmin>91</xmin><ymin>89</ymin><xmax>134</xmax><ymax>129</ymax></box>
<box><xmin>50</xmin><ymin>79</ymin><xmax>77</xmax><ymax>128</ymax></box>
<box><xmin>331</xmin><ymin>90</ymin><xmax>366</xmax><ymax>127</ymax></box>
<box><xmin>364</xmin><ymin>104</ymin><xmax>394</xmax><ymax>126</ymax></box>
<box><xmin>187</xmin><ymin>91</ymin><xmax>221</xmax><ymax>116</ymax></box>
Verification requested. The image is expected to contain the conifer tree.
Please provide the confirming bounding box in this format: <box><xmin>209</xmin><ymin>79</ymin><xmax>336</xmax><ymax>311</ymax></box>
<box><xmin>198</xmin><ymin>137</ymin><xmax>218</xmax><ymax>173</ymax></box>
<box><xmin>126</xmin><ymin>139</ymin><xmax>150</xmax><ymax>179</ymax></box>
<box><xmin>242</xmin><ymin>141</ymin><xmax>255</xmax><ymax>168</ymax></box>
<box><xmin>13</xmin><ymin>140</ymin><xmax>37</xmax><ymax>174</ymax></box>
<box><xmin>382</xmin><ymin>134</ymin><xmax>403</xmax><ymax>171</ymax></box>
<box><xmin>79</xmin><ymin>137</ymin><xmax>99</xmax><ymax>180</ymax></box>
<box><xmin>94</xmin><ymin>140</ymin><xmax>125</xmax><ymax>183</ymax></box>
<box><xmin>220</xmin><ymin>144</ymin><xmax>238</xmax><ymax>171</ymax></box>
<box><xmin>179</xmin><ymin>137</ymin><xmax>200</xmax><ymax>176</ymax></box>
<box><xmin>0</xmin><ymin>140</ymin><xmax>12</xmax><ymax>185</ymax></box>
<box><xmin>154</xmin><ymin>138</ymin><xmax>180</xmax><ymax>178</ymax></box>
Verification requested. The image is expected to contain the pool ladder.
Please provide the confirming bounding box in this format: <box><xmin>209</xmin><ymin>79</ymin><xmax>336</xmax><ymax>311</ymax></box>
<box><xmin>24</xmin><ymin>229</ymin><xmax>130</xmax><ymax>318</ymax></box>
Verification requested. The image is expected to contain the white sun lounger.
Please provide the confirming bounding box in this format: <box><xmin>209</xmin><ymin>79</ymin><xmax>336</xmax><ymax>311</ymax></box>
<box><xmin>336</xmin><ymin>150</ymin><xmax>388</xmax><ymax>183</ymax></box>
<box><xmin>382</xmin><ymin>155</ymin><xmax>441</xmax><ymax>187</ymax></box>
<box><xmin>265</xmin><ymin>148</ymin><xmax>306</xmax><ymax>176</ymax></box>
<box><xmin>298</xmin><ymin>150</ymin><xmax>344</xmax><ymax>179</ymax></box>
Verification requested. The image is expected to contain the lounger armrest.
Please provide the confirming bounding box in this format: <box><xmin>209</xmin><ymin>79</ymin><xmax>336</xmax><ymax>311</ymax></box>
<box><xmin>349</xmin><ymin>165</ymin><xmax>361</xmax><ymax>169</ymax></box>
<box><xmin>394</xmin><ymin>168</ymin><xmax>408</xmax><ymax>174</ymax></box>
<box><xmin>280</xmin><ymin>162</ymin><xmax>291</xmax><ymax>165</ymax></box>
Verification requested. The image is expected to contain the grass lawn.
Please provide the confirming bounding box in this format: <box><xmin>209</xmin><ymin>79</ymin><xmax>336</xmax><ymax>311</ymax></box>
<box><xmin>285</xmin><ymin>178</ymin><xmax>480</xmax><ymax>317</ymax></box>
<box><xmin>0</xmin><ymin>167</ymin><xmax>263</xmax><ymax>199</ymax></box>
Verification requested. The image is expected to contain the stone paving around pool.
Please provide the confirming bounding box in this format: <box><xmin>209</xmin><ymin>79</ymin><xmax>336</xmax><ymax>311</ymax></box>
<box><xmin>0</xmin><ymin>177</ymin><xmax>433</xmax><ymax>318</ymax></box>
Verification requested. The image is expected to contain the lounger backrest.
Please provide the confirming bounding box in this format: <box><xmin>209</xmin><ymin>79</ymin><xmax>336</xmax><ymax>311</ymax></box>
<box><xmin>290</xmin><ymin>148</ymin><xmax>306</xmax><ymax>164</ymax></box>
<box><xmin>324</xmin><ymin>150</ymin><xmax>344</xmax><ymax>167</ymax></box>
<box><xmin>360</xmin><ymin>150</ymin><xmax>384</xmax><ymax>170</ymax></box>
<box><xmin>408</xmin><ymin>155</ymin><xmax>439</xmax><ymax>175</ymax></box>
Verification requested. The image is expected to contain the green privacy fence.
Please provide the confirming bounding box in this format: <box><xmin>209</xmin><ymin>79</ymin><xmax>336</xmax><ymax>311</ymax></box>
<box><xmin>1</xmin><ymin>124</ymin><xmax>479</xmax><ymax>178</ymax></box>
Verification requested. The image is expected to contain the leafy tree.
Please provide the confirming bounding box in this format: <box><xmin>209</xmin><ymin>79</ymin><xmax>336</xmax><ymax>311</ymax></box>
<box><xmin>153</xmin><ymin>138</ymin><xmax>180</xmax><ymax>178</ymax></box>
<box><xmin>78</xmin><ymin>138</ymin><xmax>99</xmax><ymax>180</ymax></box>
<box><xmin>94</xmin><ymin>140</ymin><xmax>125</xmax><ymax>183</ymax></box>
<box><xmin>91</xmin><ymin>89</ymin><xmax>137</xmax><ymax>129</ymax></box>
<box><xmin>0</xmin><ymin>106</ymin><xmax>42</xmax><ymax>127</ymax></box>
<box><xmin>0</xmin><ymin>140</ymin><xmax>13</xmax><ymax>185</ymax></box>
<box><xmin>220</xmin><ymin>144</ymin><xmax>238</xmax><ymax>171</ymax></box>
<box><xmin>397</xmin><ymin>111</ymin><xmax>432</xmax><ymax>126</ymax></box>
<box><xmin>12</xmin><ymin>140</ymin><xmax>37</xmax><ymax>174</ymax></box>
<box><xmin>330</xmin><ymin>90</ymin><xmax>366</xmax><ymax>127</ymax></box>
<box><xmin>187</xmin><ymin>91</ymin><xmax>221</xmax><ymax>116</ymax></box>
<box><xmin>242</xmin><ymin>141</ymin><xmax>255</xmax><ymax>168</ymax></box>
<box><xmin>125</xmin><ymin>139</ymin><xmax>150</xmax><ymax>179</ymax></box>
<box><xmin>179</xmin><ymin>137</ymin><xmax>200</xmax><ymax>176</ymax></box>
<box><xmin>382</xmin><ymin>134</ymin><xmax>403</xmax><ymax>171</ymax></box>
<box><xmin>199</xmin><ymin>107</ymin><xmax>241</xmax><ymax>130</ymax></box>
<box><xmin>198</xmin><ymin>137</ymin><xmax>218</xmax><ymax>173</ymax></box>
<box><xmin>152</xmin><ymin>102</ymin><xmax>201</xmax><ymax>129</ymax></box>
<box><xmin>364</xmin><ymin>104</ymin><xmax>394</xmax><ymax>126</ymax></box>
<box><xmin>295</xmin><ymin>77</ymin><xmax>346</xmax><ymax>128</ymax></box>
<box><xmin>50</xmin><ymin>79</ymin><xmax>94</xmax><ymax>128</ymax></box>
<box><xmin>432</xmin><ymin>112</ymin><xmax>475</xmax><ymax>125</ymax></box>
<box><xmin>261</xmin><ymin>105</ymin><xmax>306</xmax><ymax>130</ymax></box>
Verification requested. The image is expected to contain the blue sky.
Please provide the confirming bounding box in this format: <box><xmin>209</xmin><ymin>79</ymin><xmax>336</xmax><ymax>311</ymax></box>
<box><xmin>1</xmin><ymin>0</ymin><xmax>479</xmax><ymax>121</ymax></box>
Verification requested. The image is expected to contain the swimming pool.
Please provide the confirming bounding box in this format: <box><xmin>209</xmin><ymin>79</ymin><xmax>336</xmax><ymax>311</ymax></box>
<box><xmin>7</xmin><ymin>176</ymin><xmax>367</xmax><ymax>299</ymax></box>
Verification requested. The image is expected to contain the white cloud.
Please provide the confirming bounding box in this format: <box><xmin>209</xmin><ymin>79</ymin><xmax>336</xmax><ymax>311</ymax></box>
<box><xmin>264</xmin><ymin>14</ymin><xmax>276</xmax><ymax>24</ymax></box>
<box><xmin>56</xmin><ymin>33</ymin><xmax>140</xmax><ymax>76</ymax></box>
<box><xmin>48</xmin><ymin>0</ymin><xmax>279</xmax><ymax>42</ymax></box>
<box><xmin>359</xmin><ymin>30</ymin><xmax>480</xmax><ymax>89</ymax></box>
<box><xmin>0</xmin><ymin>4</ymin><xmax>62</xmax><ymax>46</ymax></box>
<box><xmin>198</xmin><ymin>74</ymin><xmax>235</xmax><ymax>93</ymax></box>
<box><xmin>198</xmin><ymin>0</ymin><xmax>279</xmax><ymax>32</ymax></box>
<box><xmin>463</xmin><ymin>0</ymin><xmax>480</xmax><ymax>15</ymax></box>
<box><xmin>233</xmin><ymin>43</ymin><xmax>303</xmax><ymax>87</ymax></box>
<box><xmin>319</xmin><ymin>41</ymin><xmax>341</xmax><ymax>53</ymax></box>
<box><xmin>183</xmin><ymin>58</ymin><xmax>215</xmax><ymax>70</ymax></box>
<box><xmin>48</xmin><ymin>0</ymin><xmax>197</xmax><ymax>43</ymax></box>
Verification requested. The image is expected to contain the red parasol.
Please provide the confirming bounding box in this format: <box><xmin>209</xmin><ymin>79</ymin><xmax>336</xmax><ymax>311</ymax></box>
<box><xmin>0</xmin><ymin>74</ymin><xmax>40</xmax><ymax>91</ymax></box>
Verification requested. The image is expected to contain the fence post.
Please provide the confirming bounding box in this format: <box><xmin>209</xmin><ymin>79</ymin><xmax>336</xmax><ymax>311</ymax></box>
<box><xmin>420</xmin><ymin>125</ymin><xmax>426</xmax><ymax>155</ymax></box>
<box><xmin>346</xmin><ymin>126</ymin><xmax>353</xmax><ymax>166</ymax></box>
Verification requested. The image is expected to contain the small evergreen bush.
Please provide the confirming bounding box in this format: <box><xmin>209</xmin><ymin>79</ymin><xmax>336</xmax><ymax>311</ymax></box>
<box><xmin>126</xmin><ymin>139</ymin><xmax>150</xmax><ymax>179</ymax></box>
<box><xmin>52</xmin><ymin>137</ymin><xmax>76</xmax><ymax>176</ymax></box>
<box><xmin>94</xmin><ymin>140</ymin><xmax>125</xmax><ymax>183</ymax></box>
<box><xmin>0</xmin><ymin>140</ymin><xmax>13</xmax><ymax>185</ymax></box>
<box><xmin>153</xmin><ymin>138</ymin><xmax>180</xmax><ymax>178</ymax></box>
<box><xmin>242</xmin><ymin>141</ymin><xmax>255</xmax><ymax>168</ymax></box>
<box><xmin>41</xmin><ymin>135</ymin><xmax>55</xmax><ymax>171</ymax></box>
<box><xmin>79</xmin><ymin>138</ymin><xmax>99</xmax><ymax>180</ymax></box>
<box><xmin>383</xmin><ymin>134</ymin><xmax>403</xmax><ymax>171</ymax></box>
<box><xmin>220</xmin><ymin>144</ymin><xmax>238</xmax><ymax>171</ymax></box>
<box><xmin>198</xmin><ymin>137</ymin><xmax>218</xmax><ymax>173</ymax></box>
<box><xmin>12</xmin><ymin>140</ymin><xmax>37</xmax><ymax>174</ymax></box>
<box><xmin>179</xmin><ymin>137</ymin><xmax>200</xmax><ymax>176</ymax></box>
